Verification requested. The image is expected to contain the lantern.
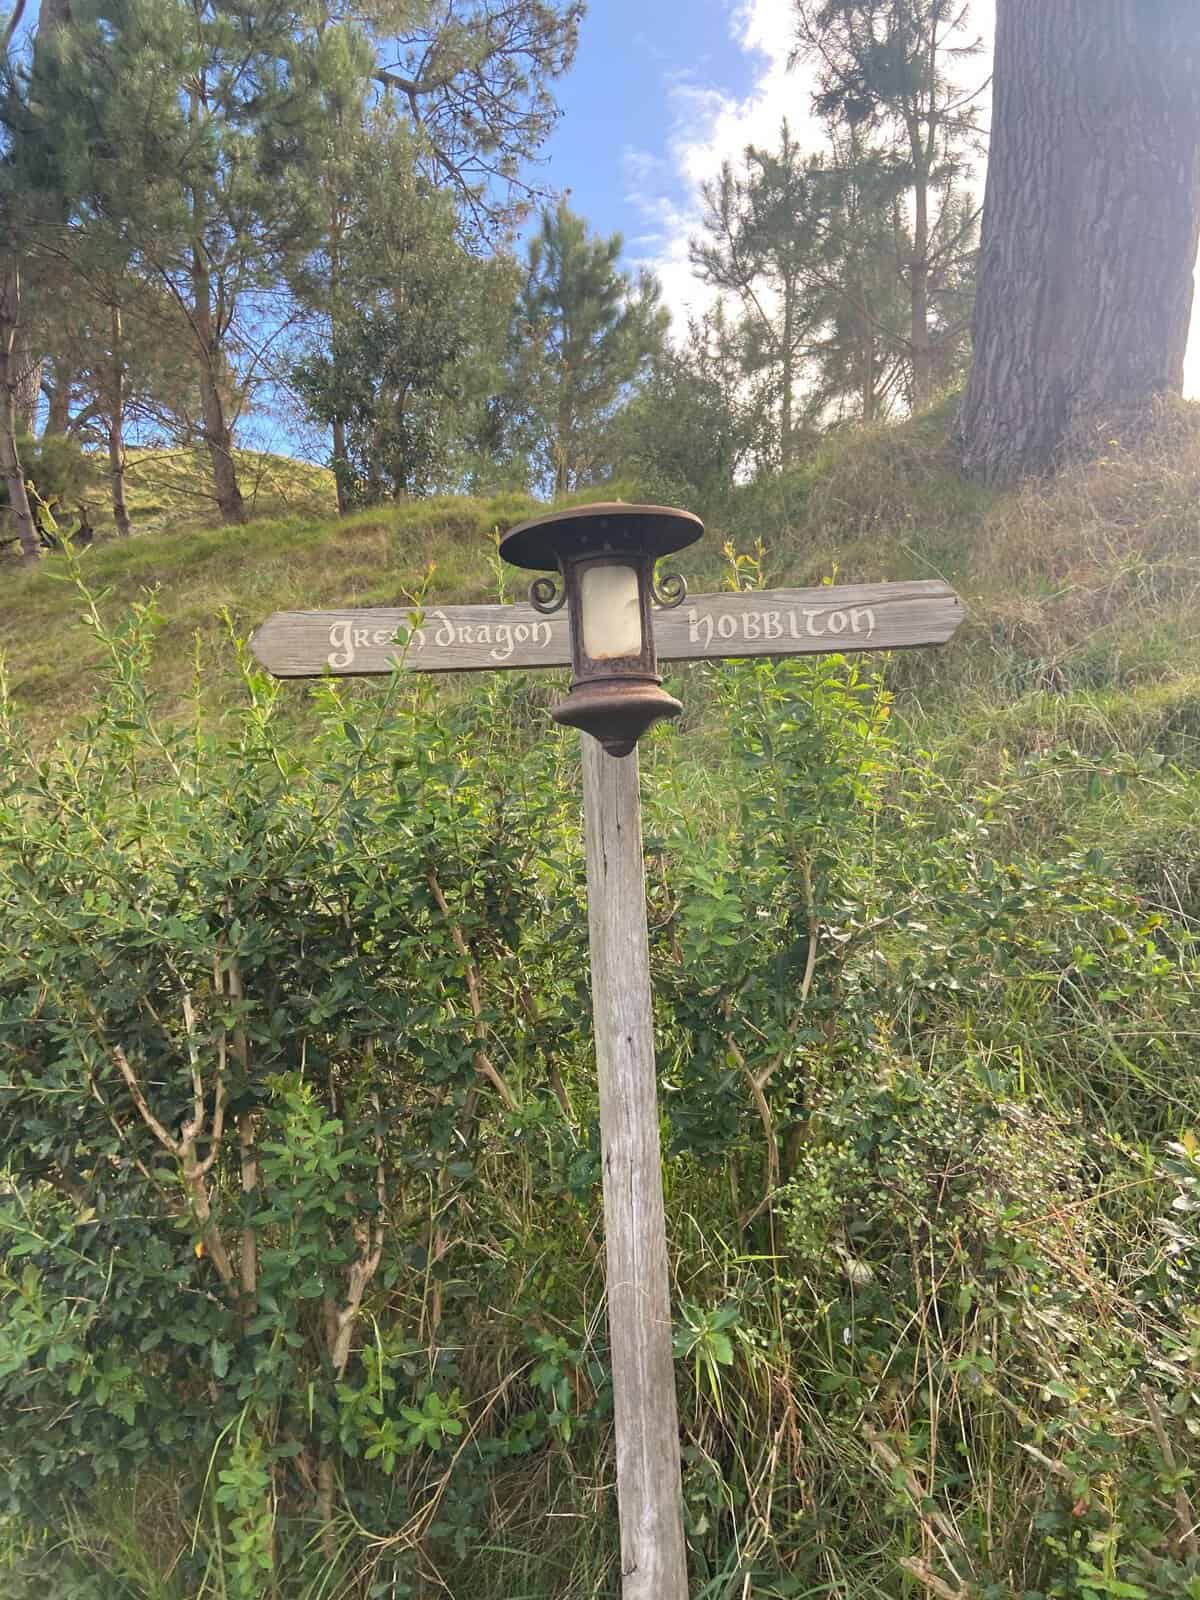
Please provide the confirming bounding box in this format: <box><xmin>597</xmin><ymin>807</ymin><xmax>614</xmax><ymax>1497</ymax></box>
<box><xmin>500</xmin><ymin>502</ymin><xmax>704</xmax><ymax>756</ymax></box>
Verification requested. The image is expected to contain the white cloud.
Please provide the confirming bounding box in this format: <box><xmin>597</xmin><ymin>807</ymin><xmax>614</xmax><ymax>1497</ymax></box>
<box><xmin>627</xmin><ymin>0</ymin><xmax>1199</xmax><ymax>398</ymax></box>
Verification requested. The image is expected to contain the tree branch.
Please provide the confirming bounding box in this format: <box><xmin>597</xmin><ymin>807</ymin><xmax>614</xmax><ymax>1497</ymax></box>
<box><xmin>113</xmin><ymin>1043</ymin><xmax>179</xmax><ymax>1156</ymax></box>
<box><xmin>0</xmin><ymin>0</ymin><xmax>28</xmax><ymax>60</ymax></box>
<box><xmin>1142</xmin><ymin>1383</ymin><xmax>1200</xmax><ymax>1561</ymax></box>
<box><xmin>427</xmin><ymin>867</ymin><xmax>517</xmax><ymax>1109</ymax></box>
<box><xmin>113</xmin><ymin>1014</ymin><xmax>234</xmax><ymax>1288</ymax></box>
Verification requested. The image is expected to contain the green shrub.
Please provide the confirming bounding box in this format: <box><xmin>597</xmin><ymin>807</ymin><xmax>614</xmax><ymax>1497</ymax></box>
<box><xmin>2</xmin><ymin>573</ymin><xmax>1200</xmax><ymax>1598</ymax></box>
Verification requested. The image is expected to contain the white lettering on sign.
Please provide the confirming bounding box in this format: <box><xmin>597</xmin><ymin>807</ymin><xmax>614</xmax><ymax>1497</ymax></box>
<box><xmin>326</xmin><ymin>609</ymin><xmax>555</xmax><ymax>670</ymax></box>
<box><xmin>686</xmin><ymin>604</ymin><xmax>877</xmax><ymax>651</ymax></box>
<box><xmin>327</xmin><ymin>617</ymin><xmax>427</xmax><ymax>668</ymax></box>
<box><xmin>328</xmin><ymin>620</ymin><xmax>371</xmax><ymax>668</ymax></box>
<box><xmin>253</xmin><ymin>583</ymin><xmax>961</xmax><ymax>679</ymax></box>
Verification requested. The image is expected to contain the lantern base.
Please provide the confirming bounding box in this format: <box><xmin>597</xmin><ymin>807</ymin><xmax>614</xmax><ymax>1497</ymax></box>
<box><xmin>552</xmin><ymin>678</ymin><xmax>682</xmax><ymax>758</ymax></box>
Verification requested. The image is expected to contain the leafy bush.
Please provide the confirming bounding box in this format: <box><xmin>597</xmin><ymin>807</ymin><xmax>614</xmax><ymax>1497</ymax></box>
<box><xmin>2</xmin><ymin>573</ymin><xmax>1200</xmax><ymax>1598</ymax></box>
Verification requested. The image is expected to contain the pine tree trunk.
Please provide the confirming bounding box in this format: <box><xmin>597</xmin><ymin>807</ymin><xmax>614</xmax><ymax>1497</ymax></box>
<box><xmin>109</xmin><ymin>306</ymin><xmax>131</xmax><ymax>536</ymax></box>
<box><xmin>0</xmin><ymin>264</ymin><xmax>39</xmax><ymax>565</ymax></box>
<box><xmin>13</xmin><ymin>327</ymin><xmax>40</xmax><ymax>434</ymax></box>
<box><xmin>43</xmin><ymin>362</ymin><xmax>72</xmax><ymax>436</ymax></box>
<box><xmin>861</xmin><ymin>336</ymin><xmax>877</xmax><ymax>423</ymax></box>
<box><xmin>326</xmin><ymin>198</ymin><xmax>351</xmax><ymax>517</ymax></box>
<box><xmin>553</xmin><ymin>403</ymin><xmax>570</xmax><ymax>498</ymax></box>
<box><xmin>780</xmin><ymin>284</ymin><xmax>795</xmax><ymax>466</ymax></box>
<box><xmin>960</xmin><ymin>0</ymin><xmax>1200</xmax><ymax>486</ymax></box>
<box><xmin>909</xmin><ymin>162</ymin><xmax>933</xmax><ymax>410</ymax></box>
<box><xmin>196</xmin><ymin>348</ymin><xmax>245</xmax><ymax>524</ymax></box>
<box><xmin>38</xmin><ymin>0</ymin><xmax>71</xmax><ymax>32</ymax></box>
<box><xmin>109</xmin><ymin>418</ymin><xmax>130</xmax><ymax>537</ymax></box>
<box><xmin>191</xmin><ymin>240</ymin><xmax>246</xmax><ymax>525</ymax></box>
<box><xmin>331</xmin><ymin>417</ymin><xmax>349</xmax><ymax>515</ymax></box>
<box><xmin>11</xmin><ymin>0</ymin><xmax>72</xmax><ymax>454</ymax></box>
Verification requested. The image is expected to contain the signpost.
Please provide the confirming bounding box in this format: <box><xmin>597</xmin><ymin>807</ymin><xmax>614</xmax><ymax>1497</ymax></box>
<box><xmin>251</xmin><ymin>578</ymin><xmax>964</xmax><ymax>680</ymax></box>
<box><xmin>252</xmin><ymin>505</ymin><xmax>965</xmax><ymax>1600</ymax></box>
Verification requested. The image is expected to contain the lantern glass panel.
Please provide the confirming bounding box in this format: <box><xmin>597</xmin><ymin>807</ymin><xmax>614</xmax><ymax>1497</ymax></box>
<box><xmin>580</xmin><ymin>563</ymin><xmax>642</xmax><ymax>660</ymax></box>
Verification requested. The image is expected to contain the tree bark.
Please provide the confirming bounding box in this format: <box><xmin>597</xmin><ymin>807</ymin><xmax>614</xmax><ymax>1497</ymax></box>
<box><xmin>0</xmin><ymin>264</ymin><xmax>40</xmax><ymax>564</ymax></box>
<box><xmin>326</xmin><ymin>186</ymin><xmax>350</xmax><ymax>517</ymax></box>
<box><xmin>43</xmin><ymin>361</ymin><xmax>72</xmax><ymax>435</ymax></box>
<box><xmin>861</xmin><ymin>330</ymin><xmax>877</xmax><ymax>423</ymax></box>
<box><xmin>191</xmin><ymin>240</ymin><xmax>246</xmax><ymax>525</ymax></box>
<box><xmin>553</xmin><ymin>432</ymin><xmax>570</xmax><ymax>499</ymax></box>
<box><xmin>9</xmin><ymin>0</ymin><xmax>73</xmax><ymax>453</ymax></box>
<box><xmin>13</xmin><ymin>327</ymin><xmax>40</xmax><ymax>434</ymax></box>
<box><xmin>909</xmin><ymin>138</ymin><xmax>933</xmax><ymax>410</ymax></box>
<box><xmin>960</xmin><ymin>0</ymin><xmax>1200</xmax><ymax>485</ymax></box>
<box><xmin>108</xmin><ymin>304</ymin><xmax>131</xmax><ymax>535</ymax></box>
<box><xmin>331</xmin><ymin>416</ymin><xmax>349</xmax><ymax>515</ymax></box>
<box><xmin>780</xmin><ymin>281</ymin><xmax>794</xmax><ymax>466</ymax></box>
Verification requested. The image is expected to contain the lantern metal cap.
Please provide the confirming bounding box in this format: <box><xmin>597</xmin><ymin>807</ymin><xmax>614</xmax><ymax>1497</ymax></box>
<box><xmin>501</xmin><ymin>502</ymin><xmax>704</xmax><ymax>572</ymax></box>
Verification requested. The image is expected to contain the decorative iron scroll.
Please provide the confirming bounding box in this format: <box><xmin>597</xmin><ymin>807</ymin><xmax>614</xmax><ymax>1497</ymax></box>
<box><xmin>651</xmin><ymin>570</ymin><xmax>687</xmax><ymax>609</ymax></box>
<box><xmin>529</xmin><ymin>575</ymin><xmax>567</xmax><ymax>614</ymax></box>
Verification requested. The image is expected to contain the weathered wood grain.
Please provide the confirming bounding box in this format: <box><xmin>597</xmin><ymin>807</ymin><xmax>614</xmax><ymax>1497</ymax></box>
<box><xmin>249</xmin><ymin>579</ymin><xmax>965</xmax><ymax>678</ymax></box>
<box><xmin>581</xmin><ymin>737</ymin><xmax>689</xmax><ymax>1600</ymax></box>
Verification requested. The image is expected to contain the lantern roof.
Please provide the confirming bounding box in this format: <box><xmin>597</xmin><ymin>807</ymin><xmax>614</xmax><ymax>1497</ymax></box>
<box><xmin>500</xmin><ymin>502</ymin><xmax>703</xmax><ymax>573</ymax></box>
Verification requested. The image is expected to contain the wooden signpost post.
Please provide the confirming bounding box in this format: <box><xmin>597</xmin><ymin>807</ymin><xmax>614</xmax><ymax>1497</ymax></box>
<box><xmin>252</xmin><ymin>505</ymin><xmax>965</xmax><ymax>1600</ymax></box>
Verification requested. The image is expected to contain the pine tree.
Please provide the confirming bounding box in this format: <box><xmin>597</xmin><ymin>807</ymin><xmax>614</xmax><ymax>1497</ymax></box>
<box><xmin>368</xmin><ymin>0</ymin><xmax>583</xmax><ymax>239</ymax></box>
<box><xmin>291</xmin><ymin>134</ymin><xmax>511</xmax><ymax>504</ymax></box>
<box><xmin>691</xmin><ymin>123</ymin><xmax>826</xmax><ymax>467</ymax></box>
<box><xmin>608</xmin><ymin>305</ymin><xmax>773</xmax><ymax>509</ymax></box>
<box><xmin>511</xmin><ymin>202</ymin><xmax>668</xmax><ymax>498</ymax></box>
<box><xmin>291</xmin><ymin>0</ymin><xmax>584</xmax><ymax>507</ymax></box>
<box><xmin>802</xmin><ymin>135</ymin><xmax>907</xmax><ymax>422</ymax></box>
<box><xmin>0</xmin><ymin>0</ymin><xmax>71</xmax><ymax>563</ymax></box>
<box><xmin>794</xmin><ymin>0</ymin><xmax>985</xmax><ymax>409</ymax></box>
<box><xmin>14</xmin><ymin>0</ymin><xmax>340</xmax><ymax>526</ymax></box>
<box><xmin>804</xmin><ymin>128</ymin><xmax>975</xmax><ymax>421</ymax></box>
<box><xmin>29</xmin><ymin>252</ymin><xmax>195</xmax><ymax>534</ymax></box>
<box><xmin>4</xmin><ymin>0</ymin><xmax>584</xmax><ymax>542</ymax></box>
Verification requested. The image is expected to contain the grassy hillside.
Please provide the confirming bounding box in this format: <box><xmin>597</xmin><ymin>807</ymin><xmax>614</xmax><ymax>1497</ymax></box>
<box><xmin>6</xmin><ymin>401</ymin><xmax>1200</xmax><ymax>761</ymax></box>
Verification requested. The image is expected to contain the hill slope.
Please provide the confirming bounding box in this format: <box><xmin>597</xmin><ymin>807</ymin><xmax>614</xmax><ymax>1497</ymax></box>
<box><xmin>6</xmin><ymin>404</ymin><xmax>1200</xmax><ymax>760</ymax></box>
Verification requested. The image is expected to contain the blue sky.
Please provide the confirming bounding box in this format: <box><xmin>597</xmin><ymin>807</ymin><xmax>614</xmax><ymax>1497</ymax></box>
<box><xmin>532</xmin><ymin>0</ymin><xmax>1200</xmax><ymax>397</ymax></box>
<box><xmin>531</xmin><ymin>0</ymin><xmax>763</xmax><ymax>254</ymax></box>
<box><xmin>532</xmin><ymin>0</ymin><xmax>825</xmax><ymax>329</ymax></box>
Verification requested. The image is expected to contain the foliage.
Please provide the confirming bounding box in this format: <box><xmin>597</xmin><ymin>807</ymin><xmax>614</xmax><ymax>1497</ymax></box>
<box><xmin>365</xmin><ymin>0</ymin><xmax>584</xmax><ymax>241</ymax></box>
<box><xmin>691</xmin><ymin>121</ymin><xmax>829</xmax><ymax>466</ymax></box>
<box><xmin>506</xmin><ymin>200</ymin><xmax>668</xmax><ymax>496</ymax></box>
<box><xmin>6</xmin><ymin>431</ymin><xmax>95</xmax><ymax>511</ymax></box>
<box><xmin>15</xmin><ymin>0</ymin><xmax>352</xmax><ymax>523</ymax></box>
<box><xmin>606</xmin><ymin>305</ymin><xmax>774</xmax><ymax>512</ymax></box>
<box><xmin>1</xmin><ymin>0</ymin><xmax>582</xmax><ymax>528</ymax></box>
<box><xmin>0</xmin><ymin>581</ymin><xmax>596</xmax><ymax>1593</ymax></box>
<box><xmin>793</xmin><ymin>0</ymin><xmax>986</xmax><ymax>406</ymax></box>
<box><xmin>4</xmin><ymin>524</ymin><xmax>1200</xmax><ymax>1594</ymax></box>
<box><xmin>804</xmin><ymin>131</ymin><xmax>913</xmax><ymax>421</ymax></box>
<box><xmin>289</xmin><ymin>133</ymin><xmax>513</xmax><ymax>506</ymax></box>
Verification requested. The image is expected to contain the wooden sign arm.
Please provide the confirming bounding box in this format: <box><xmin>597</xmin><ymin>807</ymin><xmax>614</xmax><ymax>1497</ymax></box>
<box><xmin>249</xmin><ymin>580</ymin><xmax>966</xmax><ymax>680</ymax></box>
